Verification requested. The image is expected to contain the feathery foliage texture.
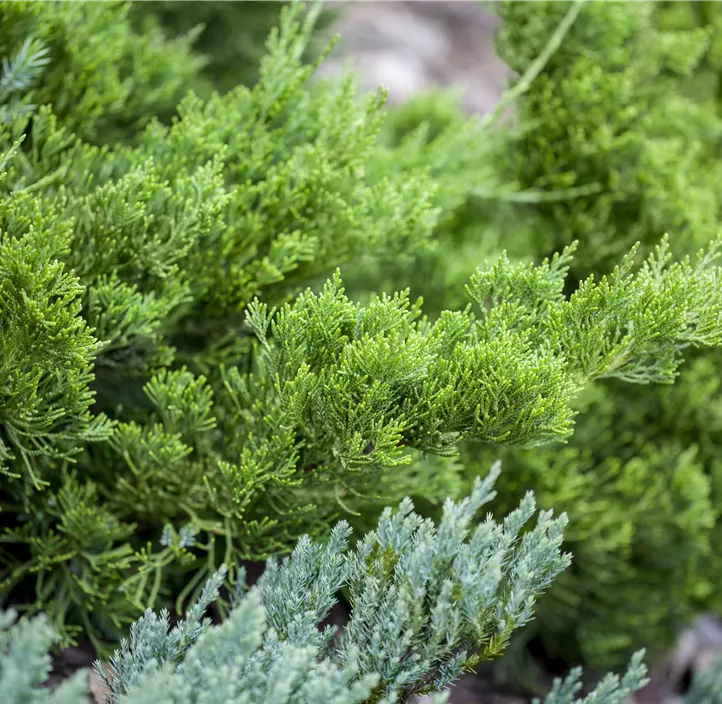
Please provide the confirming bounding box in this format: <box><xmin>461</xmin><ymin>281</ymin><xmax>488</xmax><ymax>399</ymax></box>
<box><xmin>475</xmin><ymin>0</ymin><xmax>722</xmax><ymax>670</ymax></box>
<box><xmin>0</xmin><ymin>589</ymin><xmax>655</xmax><ymax>704</ymax></box>
<box><xmin>131</xmin><ymin>2</ymin><xmax>336</xmax><ymax>95</ymax></box>
<box><xmin>1</xmin><ymin>473</ymin><xmax>643</xmax><ymax>704</ymax></box>
<box><xmin>0</xmin><ymin>604</ymin><xmax>657</xmax><ymax>704</ymax></box>
<box><xmin>532</xmin><ymin>650</ymin><xmax>648</xmax><ymax>704</ymax></box>
<box><xmin>0</xmin><ymin>1</ymin><xmax>204</xmax><ymax>143</ymax></box>
<box><xmin>337</xmin><ymin>0</ymin><xmax>722</xmax><ymax>674</ymax></box>
<box><xmin>4</xmin><ymin>0</ymin><xmax>722</xmax><ymax>696</ymax></box>
<box><xmin>0</xmin><ymin>609</ymin><xmax>88</xmax><ymax>703</ymax></box>
<box><xmin>496</xmin><ymin>0</ymin><xmax>722</xmax><ymax>273</ymax></box>
<box><xmin>0</xmin><ymin>1</ymin><xmax>448</xmax><ymax>647</ymax></box>
<box><xmin>99</xmin><ymin>469</ymin><xmax>570</xmax><ymax>704</ymax></box>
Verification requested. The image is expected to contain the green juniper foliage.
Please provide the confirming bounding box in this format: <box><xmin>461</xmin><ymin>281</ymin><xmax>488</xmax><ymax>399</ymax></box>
<box><xmin>496</xmin><ymin>0</ymin><xmax>722</xmax><ymax>274</ymax></box>
<box><xmin>131</xmin><ymin>1</ymin><xmax>337</xmax><ymax>95</ymax></box>
<box><xmin>342</xmin><ymin>85</ymin><xmax>515</xmax><ymax>315</ymax></box>
<box><xmin>459</xmin><ymin>0</ymin><xmax>722</xmax><ymax>670</ymax></box>
<box><xmin>655</xmin><ymin>1</ymin><xmax>722</xmax><ymax>108</ymax></box>
<box><xmin>3</xmin><ymin>0</ymin><xmax>722</xmax><ymax>693</ymax></box>
<box><xmin>0</xmin><ymin>1</ymin><xmax>443</xmax><ymax>648</ymax></box>
<box><xmin>353</xmin><ymin>0</ymin><xmax>722</xmax><ymax>672</ymax></box>
<box><xmin>0</xmin><ymin>1</ymin><xmax>204</xmax><ymax>143</ymax></box>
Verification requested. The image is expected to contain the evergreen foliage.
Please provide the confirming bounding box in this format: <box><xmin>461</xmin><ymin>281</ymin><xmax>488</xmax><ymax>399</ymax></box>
<box><xmin>469</xmin><ymin>0</ymin><xmax>722</xmax><ymax>670</ymax></box>
<box><xmin>0</xmin><ymin>609</ymin><xmax>88</xmax><ymax>703</ymax></box>
<box><xmin>100</xmin><ymin>468</ymin><xmax>569</xmax><ymax>703</ymax></box>
<box><xmin>4</xmin><ymin>0</ymin><xmax>722</xmax><ymax>696</ymax></box>
<box><xmin>0</xmin><ymin>475</ymin><xmax>652</xmax><ymax>704</ymax></box>
<box><xmin>0</xmin><ymin>36</ymin><xmax>49</xmax><ymax>124</ymax></box>
<box><xmin>334</xmin><ymin>0</ymin><xmax>722</xmax><ymax>671</ymax></box>
<box><xmin>655</xmin><ymin>1</ymin><xmax>722</xmax><ymax>109</ymax></box>
<box><xmin>131</xmin><ymin>2</ymin><xmax>336</xmax><ymax>95</ymax></box>
<box><xmin>533</xmin><ymin>650</ymin><xmax>648</xmax><ymax>704</ymax></box>
<box><xmin>496</xmin><ymin>0</ymin><xmax>722</xmax><ymax>274</ymax></box>
<box><xmin>0</xmin><ymin>1</ymin><xmax>204</xmax><ymax>143</ymax></box>
<box><xmin>0</xmin><ymin>1</ymin><xmax>443</xmax><ymax>648</ymax></box>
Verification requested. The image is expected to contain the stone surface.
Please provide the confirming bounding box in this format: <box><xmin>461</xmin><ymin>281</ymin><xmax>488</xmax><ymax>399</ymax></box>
<box><xmin>632</xmin><ymin>615</ymin><xmax>722</xmax><ymax>704</ymax></box>
<box><xmin>317</xmin><ymin>1</ymin><xmax>510</xmax><ymax>115</ymax></box>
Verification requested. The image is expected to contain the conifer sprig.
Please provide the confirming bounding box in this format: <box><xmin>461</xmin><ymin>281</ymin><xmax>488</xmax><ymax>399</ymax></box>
<box><xmin>0</xmin><ymin>609</ymin><xmax>88</xmax><ymax>703</ymax></box>
<box><xmin>97</xmin><ymin>464</ymin><xmax>569</xmax><ymax>704</ymax></box>
<box><xmin>535</xmin><ymin>650</ymin><xmax>648</xmax><ymax>704</ymax></box>
<box><xmin>0</xmin><ymin>36</ymin><xmax>49</xmax><ymax>122</ymax></box>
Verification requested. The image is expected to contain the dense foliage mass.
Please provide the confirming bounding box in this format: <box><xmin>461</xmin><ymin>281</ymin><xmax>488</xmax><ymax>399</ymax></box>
<box><xmin>488</xmin><ymin>0</ymin><xmax>722</xmax><ymax>669</ymax></box>
<box><xmin>354</xmin><ymin>0</ymin><xmax>722</xmax><ymax>672</ymax></box>
<box><xmin>3</xmin><ymin>0</ymin><xmax>722</xmax><ymax>701</ymax></box>
<box><xmin>132</xmin><ymin>1</ymin><xmax>337</xmax><ymax>94</ymax></box>
<box><xmin>655</xmin><ymin>1</ymin><xmax>722</xmax><ymax>109</ymax></box>
<box><xmin>0</xmin><ymin>471</ymin><xmax>647</xmax><ymax>703</ymax></box>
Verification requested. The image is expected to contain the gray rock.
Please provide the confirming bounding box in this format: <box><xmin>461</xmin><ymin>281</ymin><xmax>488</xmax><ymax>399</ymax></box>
<box><xmin>317</xmin><ymin>1</ymin><xmax>509</xmax><ymax>114</ymax></box>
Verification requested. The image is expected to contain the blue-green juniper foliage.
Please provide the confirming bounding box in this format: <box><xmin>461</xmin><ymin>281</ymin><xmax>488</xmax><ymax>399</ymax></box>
<box><xmin>0</xmin><ymin>469</ymin><xmax>650</xmax><ymax>703</ymax></box>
